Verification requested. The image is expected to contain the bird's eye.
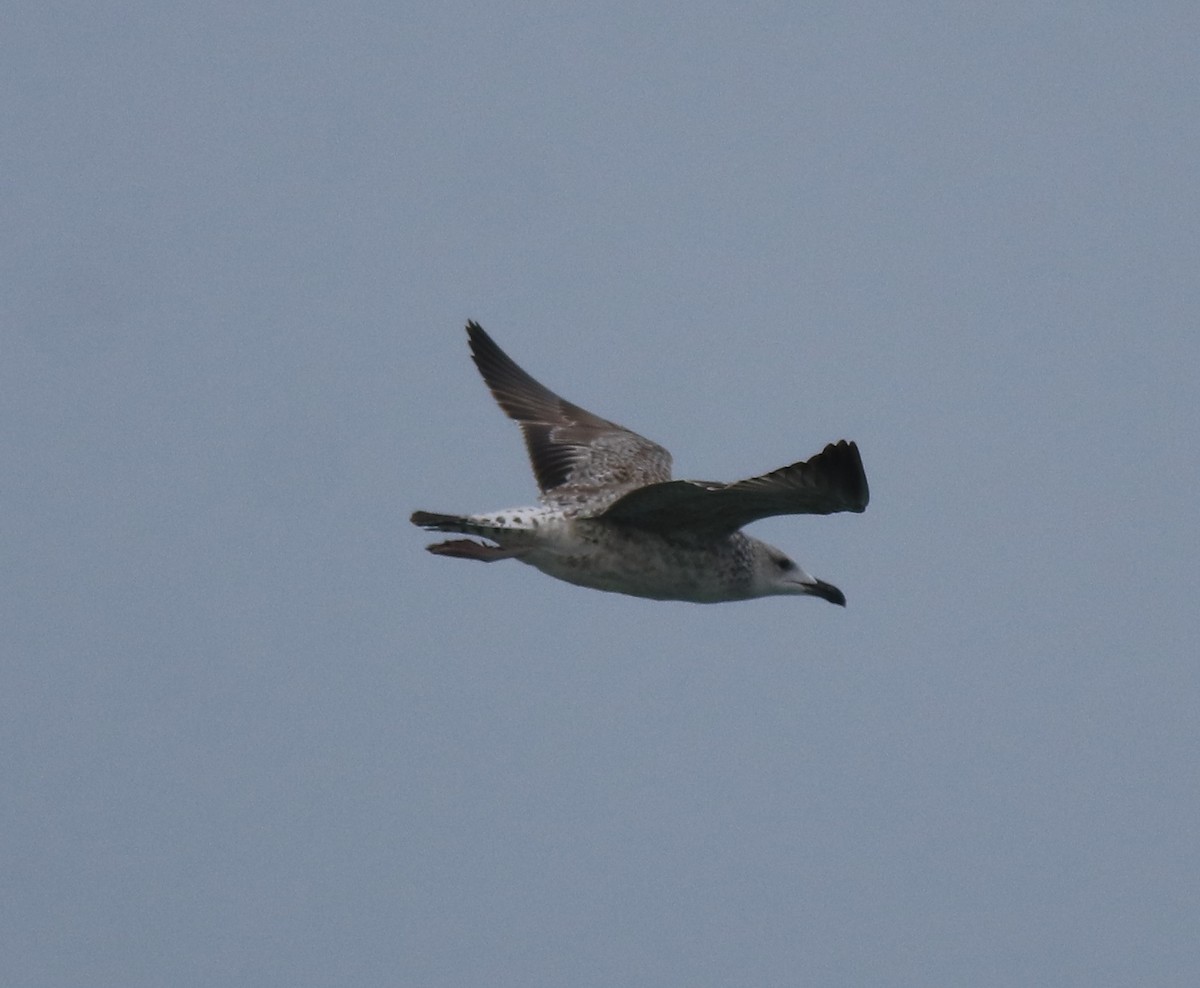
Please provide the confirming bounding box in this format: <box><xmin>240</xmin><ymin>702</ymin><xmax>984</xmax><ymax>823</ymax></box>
<box><xmin>775</xmin><ymin>557</ymin><xmax>795</xmax><ymax>572</ymax></box>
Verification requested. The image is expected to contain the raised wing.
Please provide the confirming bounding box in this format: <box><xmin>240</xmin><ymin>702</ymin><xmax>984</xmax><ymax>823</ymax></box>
<box><xmin>598</xmin><ymin>440</ymin><xmax>868</xmax><ymax>536</ymax></box>
<box><xmin>466</xmin><ymin>321</ymin><xmax>672</xmax><ymax>499</ymax></box>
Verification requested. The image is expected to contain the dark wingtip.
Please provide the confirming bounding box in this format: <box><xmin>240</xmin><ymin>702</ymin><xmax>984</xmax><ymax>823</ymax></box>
<box><xmin>465</xmin><ymin>319</ymin><xmax>490</xmax><ymax>358</ymax></box>
<box><xmin>822</xmin><ymin>439</ymin><xmax>869</xmax><ymax>512</ymax></box>
<box><xmin>463</xmin><ymin>319</ymin><xmax>521</xmax><ymax>396</ymax></box>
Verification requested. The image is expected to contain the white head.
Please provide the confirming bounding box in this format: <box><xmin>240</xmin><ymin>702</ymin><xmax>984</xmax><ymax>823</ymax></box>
<box><xmin>748</xmin><ymin>538</ymin><xmax>846</xmax><ymax>606</ymax></box>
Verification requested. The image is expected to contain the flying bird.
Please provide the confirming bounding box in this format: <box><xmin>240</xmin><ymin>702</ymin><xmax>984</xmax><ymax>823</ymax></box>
<box><xmin>412</xmin><ymin>321</ymin><xmax>868</xmax><ymax>604</ymax></box>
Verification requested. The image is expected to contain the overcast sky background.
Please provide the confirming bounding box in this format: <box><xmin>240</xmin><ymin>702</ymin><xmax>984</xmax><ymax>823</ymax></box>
<box><xmin>5</xmin><ymin>3</ymin><xmax>1198</xmax><ymax>986</ymax></box>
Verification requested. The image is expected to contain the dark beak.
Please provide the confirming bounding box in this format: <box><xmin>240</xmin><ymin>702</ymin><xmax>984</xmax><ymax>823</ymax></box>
<box><xmin>805</xmin><ymin>578</ymin><xmax>846</xmax><ymax>607</ymax></box>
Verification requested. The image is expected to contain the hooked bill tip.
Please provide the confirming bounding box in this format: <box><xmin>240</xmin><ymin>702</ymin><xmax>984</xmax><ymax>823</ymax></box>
<box><xmin>806</xmin><ymin>578</ymin><xmax>846</xmax><ymax>607</ymax></box>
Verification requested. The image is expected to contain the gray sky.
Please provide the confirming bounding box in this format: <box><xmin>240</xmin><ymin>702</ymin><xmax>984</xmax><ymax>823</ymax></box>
<box><xmin>5</xmin><ymin>3</ymin><xmax>1198</xmax><ymax>986</ymax></box>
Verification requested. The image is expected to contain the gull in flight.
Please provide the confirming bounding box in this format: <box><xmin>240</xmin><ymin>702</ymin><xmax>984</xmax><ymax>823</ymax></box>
<box><xmin>412</xmin><ymin>321</ymin><xmax>868</xmax><ymax>604</ymax></box>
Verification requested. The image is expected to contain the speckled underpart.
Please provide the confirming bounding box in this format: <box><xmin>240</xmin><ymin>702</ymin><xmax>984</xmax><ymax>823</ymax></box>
<box><xmin>411</xmin><ymin>321</ymin><xmax>868</xmax><ymax>606</ymax></box>
<box><xmin>529</xmin><ymin>523</ymin><xmax>761</xmax><ymax>602</ymax></box>
<box><xmin>412</xmin><ymin>511</ymin><xmax>759</xmax><ymax>602</ymax></box>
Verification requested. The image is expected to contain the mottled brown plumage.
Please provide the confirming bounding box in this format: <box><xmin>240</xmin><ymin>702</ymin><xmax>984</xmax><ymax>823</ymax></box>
<box><xmin>412</xmin><ymin>321</ymin><xmax>868</xmax><ymax>605</ymax></box>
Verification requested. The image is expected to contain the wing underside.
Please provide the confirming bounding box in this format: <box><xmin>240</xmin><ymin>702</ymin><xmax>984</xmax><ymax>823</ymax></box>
<box><xmin>597</xmin><ymin>440</ymin><xmax>869</xmax><ymax>536</ymax></box>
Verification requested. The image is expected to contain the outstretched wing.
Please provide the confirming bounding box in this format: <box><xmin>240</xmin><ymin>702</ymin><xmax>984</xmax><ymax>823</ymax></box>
<box><xmin>466</xmin><ymin>321</ymin><xmax>672</xmax><ymax>500</ymax></box>
<box><xmin>598</xmin><ymin>440</ymin><xmax>868</xmax><ymax>536</ymax></box>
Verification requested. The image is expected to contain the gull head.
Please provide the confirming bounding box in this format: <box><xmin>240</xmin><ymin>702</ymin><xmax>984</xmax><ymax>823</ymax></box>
<box><xmin>750</xmin><ymin>539</ymin><xmax>846</xmax><ymax>606</ymax></box>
